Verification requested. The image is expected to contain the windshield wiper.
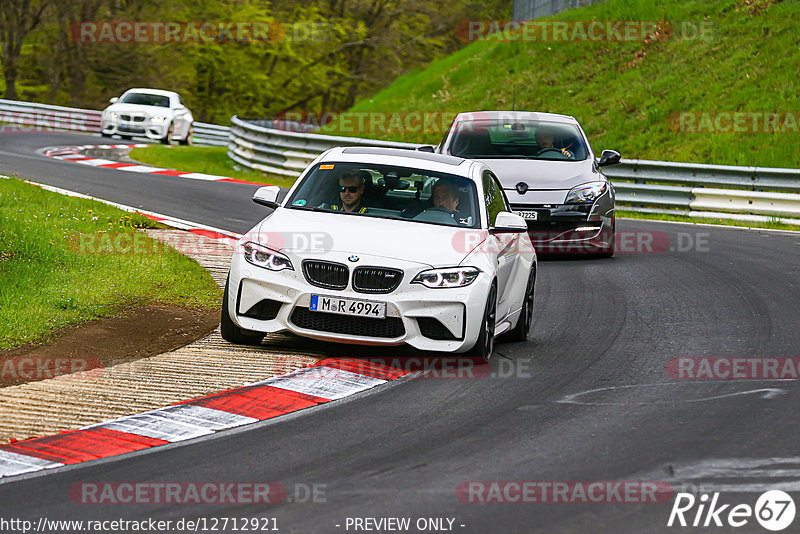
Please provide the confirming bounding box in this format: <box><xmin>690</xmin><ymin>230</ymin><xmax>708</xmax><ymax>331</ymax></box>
<box><xmin>286</xmin><ymin>205</ymin><xmax>326</xmax><ymax>212</ymax></box>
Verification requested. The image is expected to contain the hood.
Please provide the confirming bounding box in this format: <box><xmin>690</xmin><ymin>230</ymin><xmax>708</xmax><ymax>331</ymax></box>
<box><xmin>104</xmin><ymin>103</ymin><xmax>171</xmax><ymax>116</ymax></box>
<box><xmin>476</xmin><ymin>158</ymin><xmax>598</xmax><ymax>190</ymax></box>
<box><xmin>248</xmin><ymin>208</ymin><xmax>486</xmax><ymax>268</ymax></box>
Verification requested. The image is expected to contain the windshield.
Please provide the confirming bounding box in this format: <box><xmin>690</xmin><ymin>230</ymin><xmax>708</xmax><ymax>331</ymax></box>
<box><xmin>119</xmin><ymin>93</ymin><xmax>171</xmax><ymax>107</ymax></box>
<box><xmin>449</xmin><ymin>119</ymin><xmax>589</xmax><ymax>161</ymax></box>
<box><xmin>285</xmin><ymin>162</ymin><xmax>480</xmax><ymax>228</ymax></box>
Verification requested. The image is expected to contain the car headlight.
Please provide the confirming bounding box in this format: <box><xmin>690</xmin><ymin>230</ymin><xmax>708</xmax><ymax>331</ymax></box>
<box><xmin>105</xmin><ymin>111</ymin><xmax>118</xmax><ymax>120</ymax></box>
<box><xmin>150</xmin><ymin>116</ymin><xmax>167</xmax><ymax>123</ymax></box>
<box><xmin>241</xmin><ymin>242</ymin><xmax>293</xmax><ymax>271</ymax></box>
<box><xmin>565</xmin><ymin>182</ymin><xmax>608</xmax><ymax>204</ymax></box>
<box><xmin>412</xmin><ymin>267</ymin><xmax>480</xmax><ymax>288</ymax></box>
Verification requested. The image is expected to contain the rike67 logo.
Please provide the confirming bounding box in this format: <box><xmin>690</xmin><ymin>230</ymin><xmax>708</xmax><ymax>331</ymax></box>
<box><xmin>668</xmin><ymin>490</ymin><xmax>796</xmax><ymax>531</ymax></box>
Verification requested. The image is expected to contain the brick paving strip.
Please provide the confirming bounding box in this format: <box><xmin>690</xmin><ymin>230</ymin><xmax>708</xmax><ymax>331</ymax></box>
<box><xmin>0</xmin><ymin>230</ymin><xmax>325</xmax><ymax>444</ymax></box>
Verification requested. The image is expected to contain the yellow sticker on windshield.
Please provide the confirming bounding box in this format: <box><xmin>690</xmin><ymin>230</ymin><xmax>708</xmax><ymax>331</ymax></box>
<box><xmin>320</xmin><ymin>164</ymin><xmax>335</xmax><ymax>170</ymax></box>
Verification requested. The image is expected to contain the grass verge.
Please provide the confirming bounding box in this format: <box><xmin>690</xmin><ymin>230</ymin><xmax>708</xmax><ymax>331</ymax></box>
<box><xmin>129</xmin><ymin>145</ymin><xmax>297</xmax><ymax>188</ymax></box>
<box><xmin>344</xmin><ymin>0</ymin><xmax>799</xmax><ymax>169</ymax></box>
<box><xmin>618</xmin><ymin>210</ymin><xmax>800</xmax><ymax>232</ymax></box>
<box><xmin>0</xmin><ymin>176</ymin><xmax>222</xmax><ymax>349</ymax></box>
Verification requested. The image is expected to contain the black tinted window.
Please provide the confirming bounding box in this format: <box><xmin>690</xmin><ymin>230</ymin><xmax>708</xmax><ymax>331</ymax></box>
<box><xmin>450</xmin><ymin>119</ymin><xmax>588</xmax><ymax>161</ymax></box>
<box><xmin>120</xmin><ymin>93</ymin><xmax>170</xmax><ymax>108</ymax></box>
<box><xmin>482</xmin><ymin>171</ymin><xmax>507</xmax><ymax>226</ymax></box>
<box><xmin>286</xmin><ymin>162</ymin><xmax>480</xmax><ymax>228</ymax></box>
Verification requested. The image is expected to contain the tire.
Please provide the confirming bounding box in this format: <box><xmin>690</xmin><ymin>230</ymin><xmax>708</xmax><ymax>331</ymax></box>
<box><xmin>161</xmin><ymin>122</ymin><xmax>174</xmax><ymax>145</ymax></box>
<box><xmin>466</xmin><ymin>283</ymin><xmax>497</xmax><ymax>359</ymax></box>
<box><xmin>179</xmin><ymin>124</ymin><xmax>194</xmax><ymax>145</ymax></box>
<box><xmin>220</xmin><ymin>276</ymin><xmax>265</xmax><ymax>346</ymax></box>
<box><xmin>120</xmin><ymin>135</ymin><xmax>133</xmax><ymax>140</ymax></box>
<box><xmin>503</xmin><ymin>268</ymin><xmax>535</xmax><ymax>342</ymax></box>
<box><xmin>100</xmin><ymin>131</ymin><xmax>112</xmax><ymax>138</ymax></box>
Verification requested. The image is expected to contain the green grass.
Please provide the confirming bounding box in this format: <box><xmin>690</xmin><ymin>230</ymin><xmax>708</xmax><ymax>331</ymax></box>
<box><xmin>618</xmin><ymin>210</ymin><xmax>800</xmax><ymax>231</ymax></box>
<box><xmin>343</xmin><ymin>0</ymin><xmax>799</xmax><ymax>169</ymax></box>
<box><xmin>129</xmin><ymin>146</ymin><xmax>296</xmax><ymax>188</ymax></box>
<box><xmin>0</xmin><ymin>177</ymin><xmax>222</xmax><ymax>349</ymax></box>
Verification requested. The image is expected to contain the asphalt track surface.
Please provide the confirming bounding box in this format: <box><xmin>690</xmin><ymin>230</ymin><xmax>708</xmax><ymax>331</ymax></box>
<box><xmin>2</xmin><ymin>132</ymin><xmax>800</xmax><ymax>533</ymax></box>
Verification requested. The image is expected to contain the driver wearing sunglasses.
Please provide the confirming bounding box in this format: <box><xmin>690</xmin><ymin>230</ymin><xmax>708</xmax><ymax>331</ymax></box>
<box><xmin>330</xmin><ymin>169</ymin><xmax>367</xmax><ymax>213</ymax></box>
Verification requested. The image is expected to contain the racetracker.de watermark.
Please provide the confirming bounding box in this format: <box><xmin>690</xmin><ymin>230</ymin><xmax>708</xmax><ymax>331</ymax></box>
<box><xmin>1</xmin><ymin>517</ymin><xmax>280</xmax><ymax>533</ymax></box>
<box><xmin>667</xmin><ymin>357</ymin><xmax>800</xmax><ymax>380</ymax></box>
<box><xmin>269</xmin><ymin>110</ymin><xmax>461</xmax><ymax>135</ymax></box>
<box><xmin>669</xmin><ymin>111</ymin><xmax>800</xmax><ymax>134</ymax></box>
<box><xmin>317</xmin><ymin>357</ymin><xmax>532</xmax><ymax>379</ymax></box>
<box><xmin>455</xmin><ymin>19</ymin><xmax>714</xmax><ymax>42</ymax></box>
<box><xmin>457</xmin><ymin>481</ymin><xmax>675</xmax><ymax>503</ymax></box>
<box><xmin>1</xmin><ymin>112</ymin><xmax>98</xmax><ymax>132</ymax></box>
<box><xmin>68</xmin><ymin>231</ymin><xmax>234</xmax><ymax>255</ymax></box>
<box><xmin>1</xmin><ymin>356</ymin><xmax>103</xmax><ymax>381</ymax></box>
<box><xmin>70</xmin><ymin>21</ymin><xmax>338</xmax><ymax>44</ymax></box>
<box><xmin>70</xmin><ymin>482</ymin><xmax>285</xmax><ymax>504</ymax></box>
<box><xmin>451</xmin><ymin>230</ymin><xmax>710</xmax><ymax>255</ymax></box>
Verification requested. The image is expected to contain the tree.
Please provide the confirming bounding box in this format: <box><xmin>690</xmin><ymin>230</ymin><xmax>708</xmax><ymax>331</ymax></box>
<box><xmin>49</xmin><ymin>0</ymin><xmax>107</xmax><ymax>104</ymax></box>
<box><xmin>0</xmin><ymin>0</ymin><xmax>48</xmax><ymax>99</ymax></box>
<box><xmin>8</xmin><ymin>0</ymin><xmax>512</xmax><ymax>119</ymax></box>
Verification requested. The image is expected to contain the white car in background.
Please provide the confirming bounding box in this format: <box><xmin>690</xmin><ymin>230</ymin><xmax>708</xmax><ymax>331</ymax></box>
<box><xmin>221</xmin><ymin>147</ymin><xmax>537</xmax><ymax>359</ymax></box>
<box><xmin>101</xmin><ymin>88</ymin><xmax>193</xmax><ymax>144</ymax></box>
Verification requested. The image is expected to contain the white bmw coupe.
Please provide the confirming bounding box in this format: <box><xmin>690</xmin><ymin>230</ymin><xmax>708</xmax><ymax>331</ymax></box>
<box><xmin>101</xmin><ymin>88</ymin><xmax>193</xmax><ymax>144</ymax></box>
<box><xmin>221</xmin><ymin>147</ymin><xmax>537</xmax><ymax>358</ymax></box>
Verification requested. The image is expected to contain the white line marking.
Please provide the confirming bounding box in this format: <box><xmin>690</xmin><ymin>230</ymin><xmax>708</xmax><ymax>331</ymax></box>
<box><xmin>555</xmin><ymin>382</ymin><xmax>789</xmax><ymax>406</ymax></box>
<box><xmin>636</xmin><ymin>457</ymin><xmax>800</xmax><ymax>494</ymax></box>
<box><xmin>115</xmin><ymin>165</ymin><xmax>167</xmax><ymax>173</ymax></box>
<box><xmin>618</xmin><ymin>217</ymin><xmax>800</xmax><ymax>234</ymax></box>
<box><xmin>75</xmin><ymin>158</ymin><xmax>118</xmax><ymax>166</ymax></box>
<box><xmin>0</xmin><ymin>450</ymin><xmax>63</xmax><ymax>478</ymax></box>
<box><xmin>699</xmin><ymin>481</ymin><xmax>800</xmax><ymax>493</ymax></box>
<box><xmin>687</xmin><ymin>468</ymin><xmax>800</xmax><ymax>478</ymax></box>
<box><xmin>180</xmin><ymin>172</ymin><xmax>229</xmax><ymax>181</ymax></box>
<box><xmin>41</xmin><ymin>143</ymin><xmax>258</xmax><ymax>185</ymax></box>
<box><xmin>95</xmin><ymin>413</ymin><xmax>215</xmax><ymax>442</ymax></box>
<box><xmin>680</xmin><ymin>457</ymin><xmax>800</xmax><ymax>470</ymax></box>
<box><xmin>256</xmin><ymin>366</ymin><xmax>386</xmax><ymax>400</ymax></box>
<box><xmin>155</xmin><ymin>404</ymin><xmax>258</xmax><ymax>431</ymax></box>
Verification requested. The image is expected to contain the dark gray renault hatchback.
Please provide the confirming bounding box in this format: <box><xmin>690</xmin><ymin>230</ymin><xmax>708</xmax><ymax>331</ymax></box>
<box><xmin>424</xmin><ymin>111</ymin><xmax>620</xmax><ymax>256</ymax></box>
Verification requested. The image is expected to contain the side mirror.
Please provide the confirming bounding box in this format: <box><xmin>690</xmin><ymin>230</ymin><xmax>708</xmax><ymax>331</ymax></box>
<box><xmin>491</xmin><ymin>211</ymin><xmax>528</xmax><ymax>233</ymax></box>
<box><xmin>252</xmin><ymin>186</ymin><xmax>281</xmax><ymax>208</ymax></box>
<box><xmin>109</xmin><ymin>97</ymin><xmax>119</xmax><ymax>104</ymax></box>
<box><xmin>598</xmin><ymin>149</ymin><xmax>621</xmax><ymax>167</ymax></box>
<box><xmin>416</xmin><ymin>145</ymin><xmax>435</xmax><ymax>153</ymax></box>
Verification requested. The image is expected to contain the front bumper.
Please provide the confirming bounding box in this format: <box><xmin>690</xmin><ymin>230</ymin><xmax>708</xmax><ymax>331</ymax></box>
<box><xmin>101</xmin><ymin>119</ymin><xmax>168</xmax><ymax>140</ymax></box>
<box><xmin>511</xmin><ymin>200</ymin><xmax>614</xmax><ymax>253</ymax></box>
<box><xmin>227</xmin><ymin>252</ymin><xmax>491</xmax><ymax>353</ymax></box>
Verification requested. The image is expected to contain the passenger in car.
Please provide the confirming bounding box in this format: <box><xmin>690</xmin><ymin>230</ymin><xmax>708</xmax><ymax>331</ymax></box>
<box><xmin>432</xmin><ymin>179</ymin><xmax>473</xmax><ymax>225</ymax></box>
<box><xmin>432</xmin><ymin>180</ymin><xmax>460</xmax><ymax>212</ymax></box>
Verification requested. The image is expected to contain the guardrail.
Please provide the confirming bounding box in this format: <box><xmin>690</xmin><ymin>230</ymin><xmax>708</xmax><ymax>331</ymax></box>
<box><xmin>228</xmin><ymin>115</ymin><xmax>419</xmax><ymax>177</ymax></box>
<box><xmin>191</xmin><ymin>122</ymin><xmax>230</xmax><ymax>146</ymax></box>
<box><xmin>607</xmin><ymin>161</ymin><xmax>800</xmax><ymax>224</ymax></box>
<box><xmin>3</xmin><ymin>100</ymin><xmax>797</xmax><ymax>225</ymax></box>
<box><xmin>0</xmin><ymin>98</ymin><xmax>229</xmax><ymax>147</ymax></box>
<box><xmin>0</xmin><ymin>99</ymin><xmax>102</xmax><ymax>132</ymax></box>
<box><xmin>229</xmin><ymin>116</ymin><xmax>800</xmax><ymax>225</ymax></box>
